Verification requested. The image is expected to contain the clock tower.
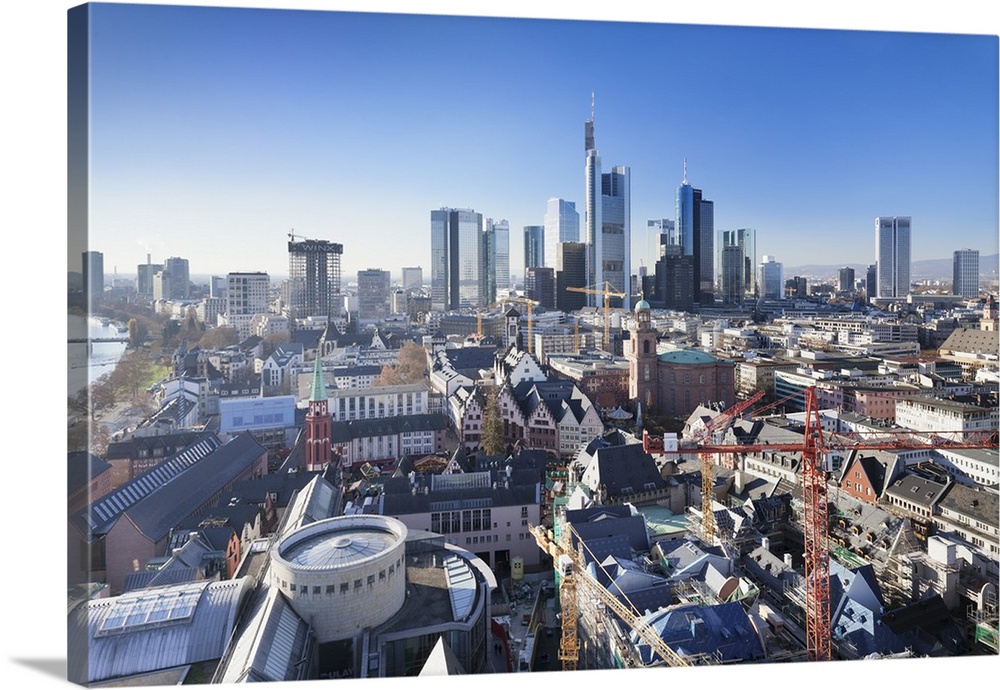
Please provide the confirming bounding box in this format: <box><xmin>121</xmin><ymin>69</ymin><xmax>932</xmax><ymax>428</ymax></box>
<box><xmin>628</xmin><ymin>298</ymin><xmax>658</xmax><ymax>412</ymax></box>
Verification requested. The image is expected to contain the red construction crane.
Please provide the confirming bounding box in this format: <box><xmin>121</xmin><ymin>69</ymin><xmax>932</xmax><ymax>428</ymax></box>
<box><xmin>643</xmin><ymin>385</ymin><xmax>998</xmax><ymax>662</ymax></box>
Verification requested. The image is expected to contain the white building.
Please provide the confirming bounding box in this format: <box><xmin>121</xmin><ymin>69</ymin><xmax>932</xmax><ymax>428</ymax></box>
<box><xmin>894</xmin><ymin>396</ymin><xmax>999</xmax><ymax>440</ymax></box>
<box><xmin>226</xmin><ymin>272</ymin><xmax>271</xmax><ymax>339</ymax></box>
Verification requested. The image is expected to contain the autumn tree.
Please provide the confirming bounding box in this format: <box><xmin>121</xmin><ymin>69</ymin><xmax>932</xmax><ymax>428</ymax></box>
<box><xmin>198</xmin><ymin>326</ymin><xmax>240</xmax><ymax>350</ymax></box>
<box><xmin>378</xmin><ymin>341</ymin><xmax>429</xmax><ymax>386</ymax></box>
<box><xmin>481</xmin><ymin>387</ymin><xmax>505</xmax><ymax>456</ymax></box>
<box><xmin>111</xmin><ymin>348</ymin><xmax>155</xmax><ymax>401</ymax></box>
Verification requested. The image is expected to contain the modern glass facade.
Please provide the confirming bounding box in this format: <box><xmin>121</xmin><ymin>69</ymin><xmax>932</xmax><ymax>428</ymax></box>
<box><xmin>286</xmin><ymin>239</ymin><xmax>343</xmax><ymax>319</ymax></box>
<box><xmin>875</xmin><ymin>216</ymin><xmax>911</xmax><ymax>298</ymax></box>
<box><xmin>953</xmin><ymin>248</ymin><xmax>979</xmax><ymax>298</ymax></box>
<box><xmin>760</xmin><ymin>255</ymin><xmax>783</xmax><ymax>300</ymax></box>
<box><xmin>430</xmin><ymin>207</ymin><xmax>486</xmax><ymax>311</ymax></box>
<box><xmin>524</xmin><ymin>225</ymin><xmax>544</xmax><ymax>271</ymax></box>
<box><xmin>601</xmin><ymin>165</ymin><xmax>631</xmax><ymax>309</ymax></box>
<box><xmin>676</xmin><ymin>175</ymin><xmax>714</xmax><ymax>307</ymax></box>
<box><xmin>543</xmin><ymin>198</ymin><xmax>579</xmax><ymax>272</ymax></box>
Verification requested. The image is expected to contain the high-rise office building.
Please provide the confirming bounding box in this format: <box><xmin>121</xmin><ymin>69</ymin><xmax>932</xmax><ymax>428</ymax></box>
<box><xmin>524</xmin><ymin>225</ymin><xmax>544</xmax><ymax>271</ymax></box>
<box><xmin>719</xmin><ymin>228</ymin><xmax>756</xmax><ymax>304</ymax></box>
<box><xmin>676</xmin><ymin>162</ymin><xmax>714</xmax><ymax>307</ymax></box>
<box><xmin>952</xmin><ymin>249</ymin><xmax>979</xmax><ymax>299</ymax></box>
<box><xmin>647</xmin><ymin>219</ymin><xmax>675</xmax><ymax>268</ymax></box>
<box><xmin>838</xmin><ymin>266</ymin><xmax>856</xmax><ymax>293</ymax></box>
<box><xmin>875</xmin><ymin>216</ymin><xmax>911</xmax><ymax>298</ymax></box>
<box><xmin>137</xmin><ymin>255</ymin><xmax>163</xmax><ymax>298</ymax></box>
<box><xmin>719</xmin><ymin>243</ymin><xmax>745</xmax><ymax>305</ymax></box>
<box><xmin>487</xmin><ymin>218</ymin><xmax>510</xmax><ymax>300</ymax></box>
<box><xmin>401</xmin><ymin>266</ymin><xmax>423</xmax><ymax>292</ymax></box>
<box><xmin>525</xmin><ymin>266</ymin><xmax>556</xmax><ymax>309</ymax></box>
<box><xmin>83</xmin><ymin>250</ymin><xmax>104</xmax><ymax>301</ymax></box>
<box><xmin>226</xmin><ymin>272</ymin><xmax>270</xmax><ymax>339</ymax></box>
<box><xmin>210</xmin><ymin>275</ymin><xmax>228</xmax><ymax>299</ymax></box>
<box><xmin>286</xmin><ymin>238</ymin><xmax>343</xmax><ymax>320</ymax></box>
<box><xmin>431</xmin><ymin>207</ymin><xmax>485</xmax><ymax>312</ymax></box>
<box><xmin>163</xmin><ymin>257</ymin><xmax>190</xmax><ymax>300</ymax></box>
<box><xmin>543</xmin><ymin>199</ymin><xmax>579</xmax><ymax>271</ymax></box>
<box><xmin>759</xmin><ymin>255</ymin><xmax>783</xmax><ymax>300</ymax></box>
<box><xmin>865</xmin><ymin>264</ymin><xmax>877</xmax><ymax>299</ymax></box>
<box><xmin>651</xmin><ymin>244</ymin><xmax>694</xmax><ymax>312</ymax></box>
<box><xmin>556</xmin><ymin>241</ymin><xmax>587</xmax><ymax>312</ymax></box>
<box><xmin>583</xmin><ymin>109</ymin><xmax>631</xmax><ymax>308</ymax></box>
<box><xmin>357</xmin><ymin>269</ymin><xmax>391</xmax><ymax>324</ymax></box>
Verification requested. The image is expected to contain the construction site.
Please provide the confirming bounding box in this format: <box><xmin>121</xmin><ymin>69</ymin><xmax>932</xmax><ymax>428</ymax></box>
<box><xmin>526</xmin><ymin>385</ymin><xmax>999</xmax><ymax>670</ymax></box>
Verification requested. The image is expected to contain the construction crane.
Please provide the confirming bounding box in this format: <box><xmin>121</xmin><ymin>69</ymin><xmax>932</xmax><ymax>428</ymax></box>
<box><xmin>529</xmin><ymin>521</ymin><xmax>700</xmax><ymax>670</ymax></box>
<box><xmin>642</xmin><ymin>385</ymin><xmax>998</xmax><ymax>662</ymax></box>
<box><xmin>287</xmin><ymin>230</ymin><xmax>306</xmax><ymax>242</ymax></box>
<box><xmin>690</xmin><ymin>390</ymin><xmax>765</xmax><ymax>543</ymax></box>
<box><xmin>565</xmin><ymin>282</ymin><xmax>627</xmax><ymax>351</ymax></box>
<box><xmin>502</xmin><ymin>296</ymin><xmax>539</xmax><ymax>354</ymax></box>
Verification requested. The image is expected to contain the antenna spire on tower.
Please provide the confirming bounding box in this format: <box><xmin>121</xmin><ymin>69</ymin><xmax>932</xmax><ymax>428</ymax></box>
<box><xmin>591</xmin><ymin>91</ymin><xmax>595</xmax><ymax>123</ymax></box>
<box><xmin>683</xmin><ymin>157</ymin><xmax>688</xmax><ymax>185</ymax></box>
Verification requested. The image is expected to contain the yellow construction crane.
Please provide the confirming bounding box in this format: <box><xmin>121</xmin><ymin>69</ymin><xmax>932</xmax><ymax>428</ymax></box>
<box><xmin>565</xmin><ymin>282</ymin><xmax>626</xmax><ymax>351</ymax></box>
<box><xmin>529</xmin><ymin>522</ymin><xmax>700</xmax><ymax>670</ymax></box>
<box><xmin>502</xmin><ymin>296</ymin><xmax>539</xmax><ymax>354</ymax></box>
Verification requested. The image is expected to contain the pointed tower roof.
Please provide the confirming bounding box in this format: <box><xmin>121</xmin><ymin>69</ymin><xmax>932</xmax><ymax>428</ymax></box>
<box><xmin>309</xmin><ymin>355</ymin><xmax>327</xmax><ymax>403</ymax></box>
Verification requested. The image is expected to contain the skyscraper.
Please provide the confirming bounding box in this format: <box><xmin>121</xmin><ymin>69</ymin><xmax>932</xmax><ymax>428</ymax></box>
<box><xmin>82</xmin><ymin>250</ymin><xmax>104</xmax><ymax>301</ymax></box>
<box><xmin>487</xmin><ymin>218</ymin><xmax>510</xmax><ymax>299</ymax></box>
<box><xmin>875</xmin><ymin>216</ymin><xmax>911</xmax><ymax>298</ymax></box>
<box><xmin>719</xmin><ymin>242</ymin><xmax>745</xmax><ymax>305</ymax></box>
<box><xmin>583</xmin><ymin>107</ymin><xmax>630</xmax><ymax>308</ymax></box>
<box><xmin>430</xmin><ymin>207</ymin><xmax>485</xmax><ymax>311</ymax></box>
<box><xmin>556</xmin><ymin>241</ymin><xmax>587</xmax><ymax>312</ymax></box>
<box><xmin>286</xmin><ymin>238</ymin><xmax>343</xmax><ymax>320</ymax></box>
<box><xmin>838</xmin><ymin>266</ymin><xmax>856</xmax><ymax>293</ymax></box>
<box><xmin>357</xmin><ymin>269</ymin><xmax>391</xmax><ymax>324</ymax></box>
<box><xmin>719</xmin><ymin>228</ymin><xmax>756</xmax><ymax>304</ymax></box>
<box><xmin>401</xmin><ymin>267</ymin><xmax>423</xmax><ymax>291</ymax></box>
<box><xmin>759</xmin><ymin>255</ymin><xmax>784</xmax><ymax>300</ymax></box>
<box><xmin>524</xmin><ymin>225</ymin><xmax>544</xmax><ymax>272</ymax></box>
<box><xmin>952</xmin><ymin>248</ymin><xmax>979</xmax><ymax>299</ymax></box>
<box><xmin>647</xmin><ymin>219</ymin><xmax>675</xmax><ymax>268</ymax></box>
<box><xmin>226</xmin><ymin>271</ymin><xmax>270</xmax><ymax>338</ymax></box>
<box><xmin>865</xmin><ymin>264</ymin><xmax>877</xmax><ymax>299</ymax></box>
<box><xmin>543</xmin><ymin>198</ymin><xmax>579</xmax><ymax>271</ymax></box>
<box><xmin>676</xmin><ymin>162</ymin><xmax>714</xmax><ymax>307</ymax></box>
<box><xmin>136</xmin><ymin>255</ymin><xmax>163</xmax><ymax>298</ymax></box>
<box><xmin>163</xmin><ymin>256</ymin><xmax>190</xmax><ymax>300</ymax></box>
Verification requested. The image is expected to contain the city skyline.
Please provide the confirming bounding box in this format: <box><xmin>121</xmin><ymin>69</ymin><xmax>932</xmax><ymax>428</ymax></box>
<box><xmin>82</xmin><ymin>3</ymin><xmax>998</xmax><ymax>283</ymax></box>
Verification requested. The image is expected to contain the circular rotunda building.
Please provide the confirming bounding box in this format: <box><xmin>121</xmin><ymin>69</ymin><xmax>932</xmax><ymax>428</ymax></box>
<box><xmin>270</xmin><ymin>514</ymin><xmax>408</xmax><ymax>643</ymax></box>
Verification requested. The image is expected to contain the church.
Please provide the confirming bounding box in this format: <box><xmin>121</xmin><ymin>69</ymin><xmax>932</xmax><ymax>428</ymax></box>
<box><xmin>624</xmin><ymin>299</ymin><xmax>735</xmax><ymax>419</ymax></box>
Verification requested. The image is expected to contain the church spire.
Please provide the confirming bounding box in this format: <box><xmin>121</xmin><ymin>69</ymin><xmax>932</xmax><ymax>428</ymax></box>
<box><xmin>309</xmin><ymin>354</ymin><xmax>327</xmax><ymax>403</ymax></box>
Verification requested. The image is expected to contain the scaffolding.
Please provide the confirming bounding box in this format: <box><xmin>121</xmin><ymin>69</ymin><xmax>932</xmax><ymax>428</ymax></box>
<box><xmin>969</xmin><ymin>588</ymin><xmax>999</xmax><ymax>653</ymax></box>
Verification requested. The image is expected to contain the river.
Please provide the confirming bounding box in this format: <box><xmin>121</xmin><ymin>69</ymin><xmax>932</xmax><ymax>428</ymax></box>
<box><xmin>68</xmin><ymin>313</ymin><xmax>129</xmax><ymax>396</ymax></box>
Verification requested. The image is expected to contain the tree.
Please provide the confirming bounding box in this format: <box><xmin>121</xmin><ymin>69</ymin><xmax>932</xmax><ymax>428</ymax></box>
<box><xmin>377</xmin><ymin>341</ymin><xmax>428</xmax><ymax>386</ymax></box>
<box><xmin>112</xmin><ymin>348</ymin><xmax>155</xmax><ymax>401</ymax></box>
<box><xmin>481</xmin><ymin>387</ymin><xmax>505</xmax><ymax>456</ymax></box>
<box><xmin>262</xmin><ymin>331</ymin><xmax>291</xmax><ymax>358</ymax></box>
<box><xmin>198</xmin><ymin>326</ymin><xmax>240</xmax><ymax>350</ymax></box>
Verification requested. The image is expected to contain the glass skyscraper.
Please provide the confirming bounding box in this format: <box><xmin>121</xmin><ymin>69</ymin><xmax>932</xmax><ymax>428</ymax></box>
<box><xmin>875</xmin><ymin>216</ymin><xmax>911</xmax><ymax>298</ymax></box>
<box><xmin>953</xmin><ymin>248</ymin><xmax>979</xmax><ymax>298</ymax></box>
<box><xmin>524</xmin><ymin>225</ymin><xmax>544</xmax><ymax>272</ymax></box>
<box><xmin>583</xmin><ymin>112</ymin><xmax>630</xmax><ymax>308</ymax></box>
<box><xmin>543</xmin><ymin>198</ymin><xmax>579</xmax><ymax>272</ymax></box>
<box><xmin>430</xmin><ymin>207</ymin><xmax>487</xmax><ymax>311</ymax></box>
<box><xmin>675</xmin><ymin>164</ymin><xmax>714</xmax><ymax>307</ymax></box>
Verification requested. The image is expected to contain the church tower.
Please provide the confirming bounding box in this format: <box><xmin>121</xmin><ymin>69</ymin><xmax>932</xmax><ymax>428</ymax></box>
<box><xmin>628</xmin><ymin>297</ymin><xmax>658</xmax><ymax>412</ymax></box>
<box><xmin>304</xmin><ymin>355</ymin><xmax>332</xmax><ymax>472</ymax></box>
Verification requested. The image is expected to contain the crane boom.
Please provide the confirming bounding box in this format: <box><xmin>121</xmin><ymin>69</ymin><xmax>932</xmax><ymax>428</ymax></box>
<box><xmin>566</xmin><ymin>282</ymin><xmax>626</xmax><ymax>351</ymax></box>
<box><xmin>529</xmin><ymin>523</ymin><xmax>698</xmax><ymax>669</ymax></box>
<box><xmin>642</xmin><ymin>384</ymin><xmax>997</xmax><ymax>662</ymax></box>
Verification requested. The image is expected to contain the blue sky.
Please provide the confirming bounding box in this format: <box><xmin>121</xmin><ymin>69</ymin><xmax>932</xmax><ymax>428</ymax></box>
<box><xmin>83</xmin><ymin>3</ymin><xmax>998</xmax><ymax>282</ymax></box>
